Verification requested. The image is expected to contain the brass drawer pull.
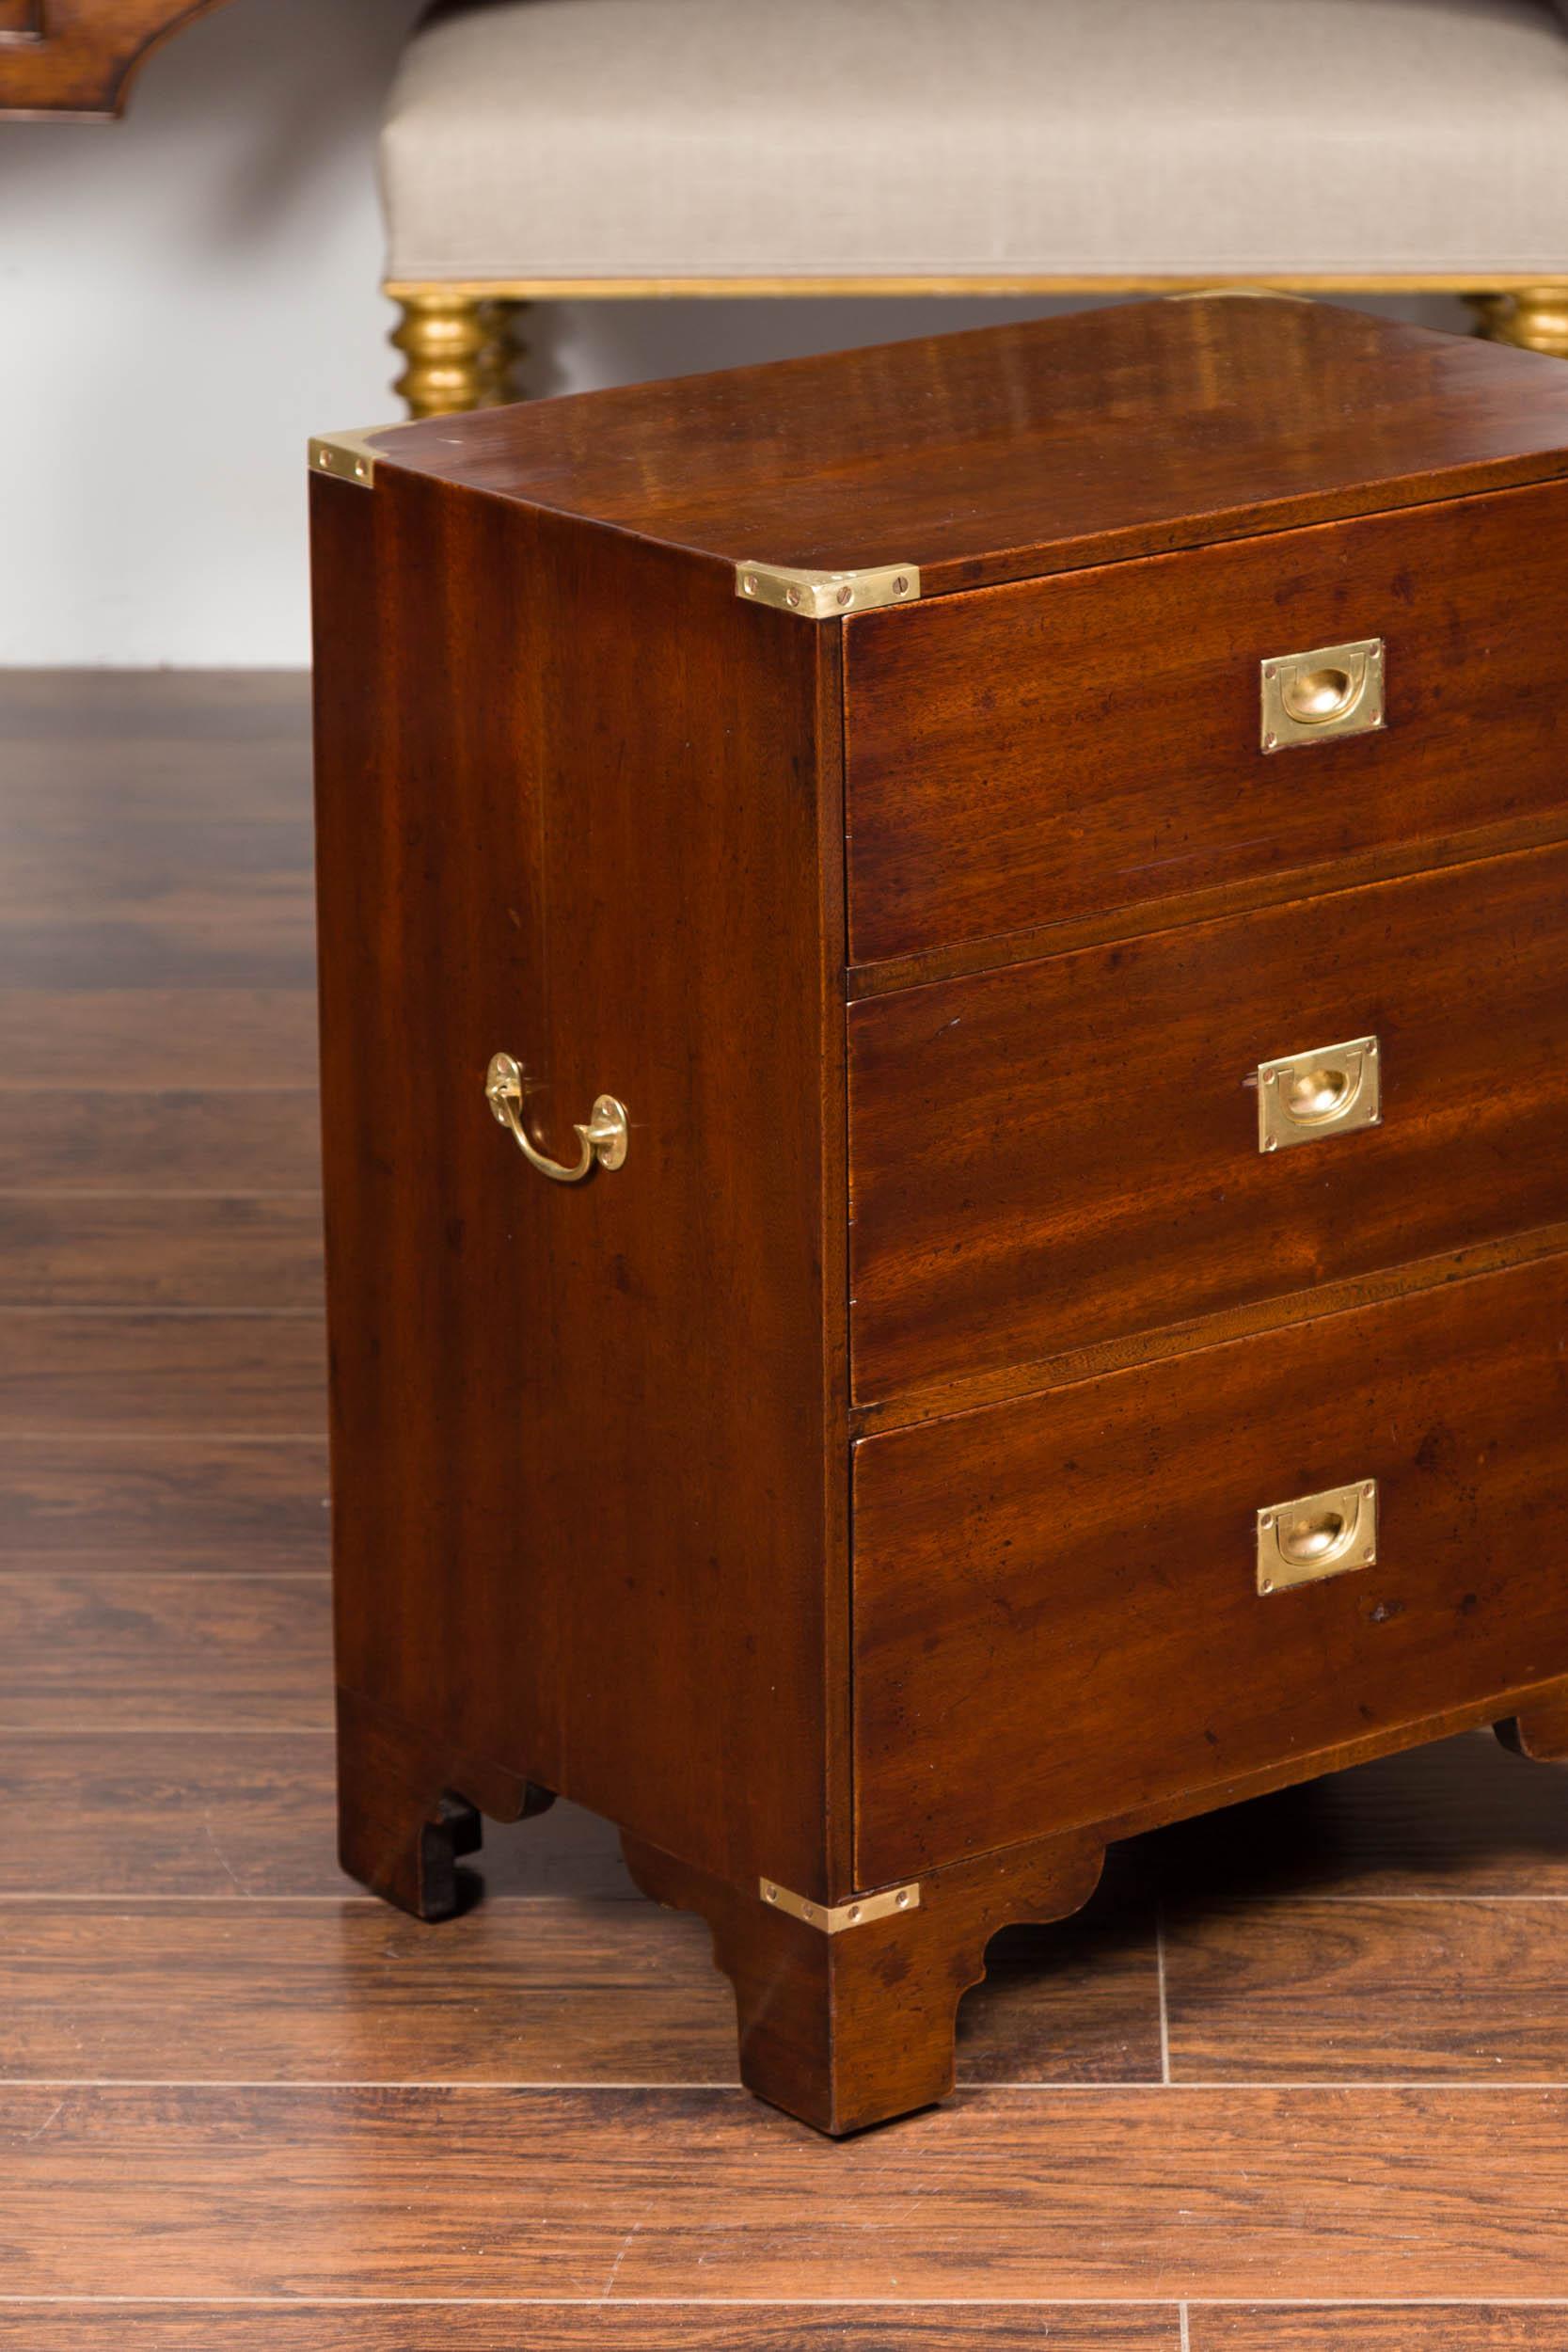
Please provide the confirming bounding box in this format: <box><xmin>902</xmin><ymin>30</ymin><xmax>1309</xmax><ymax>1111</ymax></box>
<box><xmin>1257</xmin><ymin>1034</ymin><xmax>1380</xmax><ymax>1152</ymax></box>
<box><xmin>1261</xmin><ymin>637</ymin><xmax>1384</xmax><ymax>750</ymax></box>
<box><xmin>484</xmin><ymin>1052</ymin><xmax>628</xmax><ymax>1184</ymax></box>
<box><xmin>1258</xmin><ymin>1480</ymin><xmax>1378</xmax><ymax>1594</ymax></box>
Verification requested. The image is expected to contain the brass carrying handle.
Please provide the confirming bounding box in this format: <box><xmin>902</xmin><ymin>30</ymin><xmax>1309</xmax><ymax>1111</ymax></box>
<box><xmin>484</xmin><ymin>1052</ymin><xmax>628</xmax><ymax>1183</ymax></box>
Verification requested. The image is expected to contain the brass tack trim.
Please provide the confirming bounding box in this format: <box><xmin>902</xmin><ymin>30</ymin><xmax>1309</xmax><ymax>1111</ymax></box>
<box><xmin>759</xmin><ymin>1877</ymin><xmax>921</xmax><ymax>1932</ymax></box>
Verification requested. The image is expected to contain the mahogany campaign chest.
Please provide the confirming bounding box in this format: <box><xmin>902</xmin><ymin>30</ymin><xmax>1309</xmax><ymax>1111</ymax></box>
<box><xmin>309</xmin><ymin>295</ymin><xmax>1568</xmax><ymax>2136</ymax></box>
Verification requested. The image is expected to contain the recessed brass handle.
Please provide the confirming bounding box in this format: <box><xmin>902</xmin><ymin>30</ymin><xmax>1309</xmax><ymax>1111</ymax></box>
<box><xmin>1257</xmin><ymin>1034</ymin><xmax>1381</xmax><ymax>1152</ymax></box>
<box><xmin>484</xmin><ymin>1052</ymin><xmax>628</xmax><ymax>1184</ymax></box>
<box><xmin>1258</xmin><ymin>1480</ymin><xmax>1378</xmax><ymax>1594</ymax></box>
<box><xmin>1261</xmin><ymin>638</ymin><xmax>1384</xmax><ymax>750</ymax></box>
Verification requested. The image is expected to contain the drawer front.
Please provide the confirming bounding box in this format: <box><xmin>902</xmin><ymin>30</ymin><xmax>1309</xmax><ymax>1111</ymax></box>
<box><xmin>849</xmin><ymin>840</ymin><xmax>1568</xmax><ymax>1404</ymax></box>
<box><xmin>844</xmin><ymin>478</ymin><xmax>1568</xmax><ymax>968</ymax></box>
<box><xmin>852</xmin><ymin>1256</ymin><xmax>1568</xmax><ymax>1885</ymax></box>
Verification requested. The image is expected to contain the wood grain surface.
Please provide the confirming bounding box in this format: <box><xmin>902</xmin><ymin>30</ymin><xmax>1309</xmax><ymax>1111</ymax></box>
<box><xmin>0</xmin><ymin>1089</ymin><xmax>321</xmax><ymax>1191</ymax></box>
<box><xmin>9</xmin><ymin>659</ymin><xmax>1568</xmax><ymax>2323</ymax></box>
<box><xmin>0</xmin><ymin>1194</ymin><xmax>323</xmax><ymax>1310</ymax></box>
<box><xmin>854</xmin><ymin>1255</ymin><xmax>1568</xmax><ymax>1881</ymax></box>
<box><xmin>8</xmin><ymin>2083</ymin><xmax>1568</xmax><ymax>2298</ymax></box>
<box><xmin>849</xmin><ymin>840</ymin><xmax>1568</xmax><ymax>1398</ymax></box>
<box><xmin>312</xmin><ymin>475</ymin><xmax>850</xmax><ymax>1904</ymax></box>
<box><xmin>0</xmin><ymin>1313</ymin><xmax>325</xmax><ymax>1435</ymax></box>
<box><xmin>0</xmin><ymin>1435</ymin><xmax>328</xmax><ymax>1569</ymax></box>
<box><xmin>1164</xmin><ymin>1896</ymin><xmax>1568</xmax><ymax>2079</ymax></box>
<box><xmin>1192</xmin><ymin>2314</ymin><xmax>1568</xmax><ymax>2352</ymax></box>
<box><xmin>0</xmin><ymin>2312</ymin><xmax>1163</xmax><ymax>2351</ymax></box>
<box><xmin>0</xmin><ymin>1884</ymin><xmax>1158</xmax><ymax>2087</ymax></box>
<box><xmin>843</xmin><ymin>478</ymin><xmax>1568</xmax><ymax>965</ymax></box>
<box><xmin>368</xmin><ymin>297</ymin><xmax>1568</xmax><ymax>596</ymax></box>
<box><xmin>0</xmin><ymin>1573</ymin><xmax>332</xmax><ymax>1727</ymax></box>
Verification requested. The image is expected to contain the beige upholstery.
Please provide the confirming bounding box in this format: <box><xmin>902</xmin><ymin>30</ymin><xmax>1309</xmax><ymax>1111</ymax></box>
<box><xmin>381</xmin><ymin>0</ymin><xmax>1568</xmax><ymax>285</ymax></box>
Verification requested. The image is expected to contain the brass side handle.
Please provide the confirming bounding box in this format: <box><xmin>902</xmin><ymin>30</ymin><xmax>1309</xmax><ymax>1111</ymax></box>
<box><xmin>484</xmin><ymin>1052</ymin><xmax>628</xmax><ymax>1184</ymax></box>
<box><xmin>1258</xmin><ymin>1480</ymin><xmax>1378</xmax><ymax>1594</ymax></box>
<box><xmin>1257</xmin><ymin>1034</ymin><xmax>1380</xmax><ymax>1152</ymax></box>
<box><xmin>1261</xmin><ymin>637</ymin><xmax>1384</xmax><ymax>751</ymax></box>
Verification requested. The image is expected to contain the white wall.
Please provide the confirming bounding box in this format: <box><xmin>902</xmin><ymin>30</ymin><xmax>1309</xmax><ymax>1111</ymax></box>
<box><xmin>0</xmin><ymin>0</ymin><xmax>1471</xmax><ymax>668</ymax></box>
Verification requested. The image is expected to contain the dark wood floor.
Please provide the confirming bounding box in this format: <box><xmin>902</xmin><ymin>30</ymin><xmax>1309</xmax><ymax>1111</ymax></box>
<box><xmin>6</xmin><ymin>673</ymin><xmax>1568</xmax><ymax>2346</ymax></box>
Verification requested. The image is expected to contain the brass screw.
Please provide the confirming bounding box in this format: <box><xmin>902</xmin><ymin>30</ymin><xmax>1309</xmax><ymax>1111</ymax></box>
<box><xmin>785</xmin><ymin>588</ymin><xmax>801</xmax><ymax>609</ymax></box>
<box><xmin>741</xmin><ymin>574</ymin><xmax>758</xmax><ymax>596</ymax></box>
<box><xmin>1264</xmin><ymin>1136</ymin><xmax>1278</xmax><ymax>1152</ymax></box>
<box><xmin>893</xmin><ymin>575</ymin><xmax>910</xmax><ymax>596</ymax></box>
<box><xmin>836</xmin><ymin>585</ymin><xmax>853</xmax><ymax>607</ymax></box>
<box><xmin>895</xmin><ymin>1889</ymin><xmax>911</xmax><ymax>1908</ymax></box>
<box><xmin>847</xmin><ymin>1904</ymin><xmax>862</xmax><ymax>1922</ymax></box>
<box><xmin>1260</xmin><ymin>1576</ymin><xmax>1275</xmax><ymax>1593</ymax></box>
<box><xmin>1264</xmin><ymin>731</ymin><xmax>1278</xmax><ymax>750</ymax></box>
<box><xmin>763</xmin><ymin>1883</ymin><xmax>778</xmax><ymax>1903</ymax></box>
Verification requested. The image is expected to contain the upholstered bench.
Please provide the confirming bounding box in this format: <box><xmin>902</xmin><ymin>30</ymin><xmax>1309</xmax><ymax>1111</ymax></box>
<box><xmin>376</xmin><ymin>0</ymin><xmax>1568</xmax><ymax>414</ymax></box>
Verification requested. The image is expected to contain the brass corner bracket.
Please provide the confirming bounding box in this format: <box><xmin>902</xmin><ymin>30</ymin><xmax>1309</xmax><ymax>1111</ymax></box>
<box><xmin>736</xmin><ymin>560</ymin><xmax>921</xmax><ymax>619</ymax></box>
<box><xmin>308</xmin><ymin>425</ymin><xmax>404</xmax><ymax>489</ymax></box>
<box><xmin>759</xmin><ymin>1876</ymin><xmax>921</xmax><ymax>1933</ymax></box>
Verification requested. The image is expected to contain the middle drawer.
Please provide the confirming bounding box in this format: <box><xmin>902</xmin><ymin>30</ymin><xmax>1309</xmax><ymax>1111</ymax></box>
<box><xmin>848</xmin><ymin>838</ymin><xmax>1568</xmax><ymax>1404</ymax></box>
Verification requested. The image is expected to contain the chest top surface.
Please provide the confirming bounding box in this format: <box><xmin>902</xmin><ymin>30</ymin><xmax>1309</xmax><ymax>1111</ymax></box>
<box><xmin>356</xmin><ymin>295</ymin><xmax>1568</xmax><ymax>596</ymax></box>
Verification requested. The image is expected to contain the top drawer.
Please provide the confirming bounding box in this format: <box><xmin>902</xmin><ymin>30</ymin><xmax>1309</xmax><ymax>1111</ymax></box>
<box><xmin>844</xmin><ymin>478</ymin><xmax>1568</xmax><ymax>969</ymax></box>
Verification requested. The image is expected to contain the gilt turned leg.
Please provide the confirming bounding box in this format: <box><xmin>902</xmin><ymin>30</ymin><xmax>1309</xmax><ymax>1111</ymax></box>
<box><xmin>623</xmin><ymin>1831</ymin><xmax>1104</xmax><ymax>2135</ymax></box>
<box><xmin>388</xmin><ymin>293</ymin><xmax>527</xmax><ymax>418</ymax></box>
<box><xmin>336</xmin><ymin>1684</ymin><xmax>554</xmax><ymax>1920</ymax></box>
<box><xmin>1466</xmin><ymin>287</ymin><xmax>1568</xmax><ymax>359</ymax></box>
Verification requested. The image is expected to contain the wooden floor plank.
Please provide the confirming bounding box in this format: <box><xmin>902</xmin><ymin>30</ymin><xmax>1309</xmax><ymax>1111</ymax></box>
<box><xmin>0</xmin><ymin>914</ymin><xmax>315</xmax><ymax>993</ymax></box>
<box><xmin>0</xmin><ymin>1575</ymin><xmax>331</xmax><ymax>1729</ymax></box>
<box><xmin>1192</xmin><ymin>2312</ymin><xmax>1568</xmax><ymax>2352</ymax></box>
<box><xmin>0</xmin><ymin>1437</ymin><xmax>329</xmax><ymax>1571</ymax></box>
<box><xmin>0</xmin><ymin>993</ymin><xmax>318</xmax><ymax>1089</ymax></box>
<box><xmin>0</xmin><ymin>1091</ymin><xmax>321</xmax><ymax>1193</ymax></box>
<box><xmin>0</xmin><ymin>1735</ymin><xmax>634</xmax><ymax>1899</ymax></box>
<box><xmin>4</xmin><ymin>2085</ymin><xmax>1568</xmax><ymax>2298</ymax></box>
<box><xmin>0</xmin><ymin>1315</ymin><xmax>325</xmax><ymax>1437</ymax></box>
<box><xmin>0</xmin><ymin>670</ymin><xmax>310</xmax><ymax>743</ymax></box>
<box><xmin>0</xmin><ymin>1198</ymin><xmax>323</xmax><ymax>1311</ymax></box>
<box><xmin>1165</xmin><ymin>1896</ymin><xmax>1568</xmax><ymax>2081</ymax></box>
<box><xmin>0</xmin><ymin>2310</ymin><xmax>1169</xmax><ymax>2350</ymax></box>
<box><xmin>0</xmin><ymin>1894</ymin><xmax>1161</xmax><ymax>2088</ymax></box>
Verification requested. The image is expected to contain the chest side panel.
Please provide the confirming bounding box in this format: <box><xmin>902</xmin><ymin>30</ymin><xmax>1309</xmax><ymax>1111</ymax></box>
<box><xmin>853</xmin><ymin>1255</ymin><xmax>1568</xmax><ymax>1885</ymax></box>
<box><xmin>311</xmin><ymin>474</ymin><xmax>849</xmax><ymax>1899</ymax></box>
<box><xmin>845</xmin><ymin>478</ymin><xmax>1568</xmax><ymax>970</ymax></box>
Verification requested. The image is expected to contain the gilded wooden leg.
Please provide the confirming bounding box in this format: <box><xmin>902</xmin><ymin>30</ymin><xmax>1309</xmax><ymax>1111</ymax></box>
<box><xmin>622</xmin><ymin>1830</ymin><xmax>1104</xmax><ymax>2135</ymax></box>
<box><xmin>336</xmin><ymin>1684</ymin><xmax>554</xmax><ymax>1920</ymax></box>
<box><xmin>389</xmin><ymin>294</ymin><xmax>527</xmax><ymax>419</ymax></box>
<box><xmin>1466</xmin><ymin>287</ymin><xmax>1568</xmax><ymax>358</ymax></box>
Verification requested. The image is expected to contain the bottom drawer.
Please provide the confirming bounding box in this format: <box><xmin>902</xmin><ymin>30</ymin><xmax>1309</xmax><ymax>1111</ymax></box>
<box><xmin>852</xmin><ymin>1253</ymin><xmax>1568</xmax><ymax>1886</ymax></box>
